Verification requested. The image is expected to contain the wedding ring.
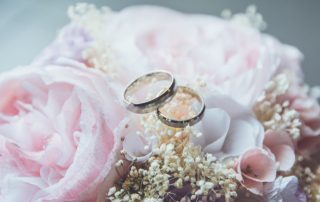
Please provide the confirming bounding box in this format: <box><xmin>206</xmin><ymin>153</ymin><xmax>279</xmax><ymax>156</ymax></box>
<box><xmin>156</xmin><ymin>86</ymin><xmax>205</xmax><ymax>128</ymax></box>
<box><xmin>123</xmin><ymin>71</ymin><xmax>176</xmax><ymax>113</ymax></box>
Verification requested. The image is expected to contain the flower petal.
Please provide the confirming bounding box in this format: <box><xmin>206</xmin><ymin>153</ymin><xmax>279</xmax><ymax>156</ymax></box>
<box><xmin>270</xmin><ymin>145</ymin><xmax>295</xmax><ymax>171</ymax></box>
<box><xmin>204</xmin><ymin>93</ymin><xmax>250</xmax><ymax>118</ymax></box>
<box><xmin>1</xmin><ymin>176</ymin><xmax>45</xmax><ymax>202</ymax></box>
<box><xmin>239</xmin><ymin>148</ymin><xmax>277</xmax><ymax>183</ymax></box>
<box><xmin>123</xmin><ymin>130</ymin><xmax>152</xmax><ymax>162</ymax></box>
<box><xmin>264</xmin><ymin>176</ymin><xmax>306</xmax><ymax>202</ymax></box>
<box><xmin>192</xmin><ymin>108</ymin><xmax>230</xmax><ymax>152</ymax></box>
<box><xmin>264</xmin><ymin>130</ymin><xmax>294</xmax><ymax>149</ymax></box>
<box><xmin>280</xmin><ymin>176</ymin><xmax>306</xmax><ymax>202</ymax></box>
<box><xmin>242</xmin><ymin>176</ymin><xmax>264</xmax><ymax>195</ymax></box>
<box><xmin>219</xmin><ymin>118</ymin><xmax>263</xmax><ymax>158</ymax></box>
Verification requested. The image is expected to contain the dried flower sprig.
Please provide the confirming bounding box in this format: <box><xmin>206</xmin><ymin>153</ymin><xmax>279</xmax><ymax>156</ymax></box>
<box><xmin>108</xmin><ymin>142</ymin><xmax>238</xmax><ymax>202</ymax></box>
<box><xmin>254</xmin><ymin>74</ymin><xmax>301</xmax><ymax>139</ymax></box>
<box><xmin>68</xmin><ymin>3</ymin><xmax>112</xmax><ymax>39</ymax></box>
<box><xmin>221</xmin><ymin>5</ymin><xmax>267</xmax><ymax>31</ymax></box>
<box><xmin>108</xmin><ymin>111</ymin><xmax>239</xmax><ymax>202</ymax></box>
<box><xmin>311</xmin><ymin>167</ymin><xmax>320</xmax><ymax>201</ymax></box>
<box><xmin>68</xmin><ymin>3</ymin><xmax>117</xmax><ymax>74</ymax></box>
<box><xmin>288</xmin><ymin>154</ymin><xmax>320</xmax><ymax>201</ymax></box>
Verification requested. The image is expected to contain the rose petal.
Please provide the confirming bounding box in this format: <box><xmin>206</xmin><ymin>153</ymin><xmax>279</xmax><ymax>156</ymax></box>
<box><xmin>1</xmin><ymin>176</ymin><xmax>45</xmax><ymax>202</ymax></box>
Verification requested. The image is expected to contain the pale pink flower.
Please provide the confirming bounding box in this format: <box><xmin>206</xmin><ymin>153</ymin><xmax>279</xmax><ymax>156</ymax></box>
<box><xmin>235</xmin><ymin>130</ymin><xmax>296</xmax><ymax>195</ymax></box>
<box><xmin>235</xmin><ymin>148</ymin><xmax>277</xmax><ymax>195</ymax></box>
<box><xmin>278</xmin><ymin>84</ymin><xmax>320</xmax><ymax>157</ymax></box>
<box><xmin>33</xmin><ymin>6</ymin><xmax>304</xmax><ymax>107</ymax></box>
<box><xmin>0</xmin><ymin>64</ymin><xmax>124</xmax><ymax>201</ymax></box>
<box><xmin>93</xmin><ymin>6</ymin><xmax>303</xmax><ymax>105</ymax></box>
<box><xmin>286</xmin><ymin>86</ymin><xmax>320</xmax><ymax>138</ymax></box>
<box><xmin>191</xmin><ymin>93</ymin><xmax>264</xmax><ymax>159</ymax></box>
<box><xmin>264</xmin><ymin>130</ymin><xmax>295</xmax><ymax>171</ymax></box>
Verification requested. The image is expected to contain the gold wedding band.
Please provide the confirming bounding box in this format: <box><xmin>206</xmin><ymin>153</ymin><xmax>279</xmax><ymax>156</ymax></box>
<box><xmin>156</xmin><ymin>86</ymin><xmax>205</xmax><ymax>128</ymax></box>
<box><xmin>123</xmin><ymin>71</ymin><xmax>205</xmax><ymax>128</ymax></box>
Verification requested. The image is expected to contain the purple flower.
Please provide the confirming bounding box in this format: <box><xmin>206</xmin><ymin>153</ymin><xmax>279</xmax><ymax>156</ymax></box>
<box><xmin>263</xmin><ymin>176</ymin><xmax>307</xmax><ymax>202</ymax></box>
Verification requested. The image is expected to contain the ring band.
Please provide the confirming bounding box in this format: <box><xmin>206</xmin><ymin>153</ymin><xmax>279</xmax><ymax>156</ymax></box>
<box><xmin>156</xmin><ymin>86</ymin><xmax>205</xmax><ymax>128</ymax></box>
<box><xmin>123</xmin><ymin>71</ymin><xmax>176</xmax><ymax>113</ymax></box>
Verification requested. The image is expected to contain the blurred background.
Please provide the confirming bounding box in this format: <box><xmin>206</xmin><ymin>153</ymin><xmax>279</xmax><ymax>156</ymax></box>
<box><xmin>0</xmin><ymin>0</ymin><xmax>319</xmax><ymax>85</ymax></box>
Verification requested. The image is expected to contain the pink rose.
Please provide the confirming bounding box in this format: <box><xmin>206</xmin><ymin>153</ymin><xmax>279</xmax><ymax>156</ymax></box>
<box><xmin>0</xmin><ymin>64</ymin><xmax>124</xmax><ymax>201</ymax></box>
<box><xmin>33</xmin><ymin>6</ymin><xmax>304</xmax><ymax>107</ymax></box>
<box><xmin>191</xmin><ymin>93</ymin><xmax>264</xmax><ymax>159</ymax></box>
<box><xmin>81</xmin><ymin>6</ymin><xmax>302</xmax><ymax>105</ymax></box>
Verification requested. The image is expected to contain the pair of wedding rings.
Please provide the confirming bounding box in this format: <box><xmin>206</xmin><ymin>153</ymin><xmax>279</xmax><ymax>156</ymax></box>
<box><xmin>123</xmin><ymin>71</ymin><xmax>205</xmax><ymax>128</ymax></box>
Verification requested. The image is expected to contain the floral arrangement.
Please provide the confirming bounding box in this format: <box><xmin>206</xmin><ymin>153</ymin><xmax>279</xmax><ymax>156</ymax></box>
<box><xmin>0</xmin><ymin>3</ymin><xmax>319</xmax><ymax>202</ymax></box>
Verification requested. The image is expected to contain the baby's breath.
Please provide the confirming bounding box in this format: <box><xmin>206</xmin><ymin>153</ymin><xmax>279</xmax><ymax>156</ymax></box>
<box><xmin>68</xmin><ymin>3</ymin><xmax>117</xmax><ymax>75</ymax></box>
<box><xmin>108</xmin><ymin>142</ymin><xmax>238</xmax><ymax>201</ymax></box>
<box><xmin>221</xmin><ymin>5</ymin><xmax>267</xmax><ymax>31</ymax></box>
<box><xmin>221</xmin><ymin>5</ymin><xmax>267</xmax><ymax>30</ymax></box>
<box><xmin>287</xmin><ymin>155</ymin><xmax>320</xmax><ymax>201</ymax></box>
<box><xmin>254</xmin><ymin>74</ymin><xmax>301</xmax><ymax>139</ymax></box>
<box><xmin>108</xmin><ymin>73</ymin><xmax>239</xmax><ymax>201</ymax></box>
<box><xmin>68</xmin><ymin>3</ymin><xmax>111</xmax><ymax>39</ymax></box>
<box><xmin>108</xmin><ymin>111</ymin><xmax>238</xmax><ymax>201</ymax></box>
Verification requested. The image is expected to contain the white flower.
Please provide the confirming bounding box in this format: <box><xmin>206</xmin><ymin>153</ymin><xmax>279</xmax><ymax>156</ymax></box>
<box><xmin>191</xmin><ymin>93</ymin><xmax>264</xmax><ymax>159</ymax></box>
<box><xmin>108</xmin><ymin>187</ymin><xmax>117</xmax><ymax>196</ymax></box>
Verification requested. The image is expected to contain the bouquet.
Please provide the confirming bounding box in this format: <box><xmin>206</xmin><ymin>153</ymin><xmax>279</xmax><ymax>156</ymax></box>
<box><xmin>0</xmin><ymin>3</ymin><xmax>319</xmax><ymax>202</ymax></box>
